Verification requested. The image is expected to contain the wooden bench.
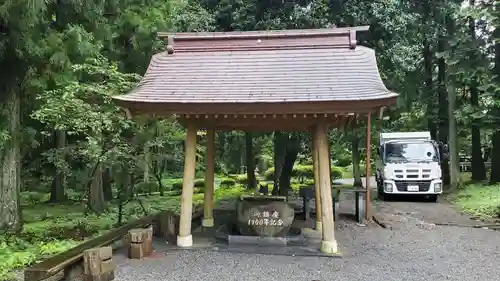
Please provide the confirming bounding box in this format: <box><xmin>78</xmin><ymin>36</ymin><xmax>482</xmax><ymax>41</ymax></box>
<box><xmin>24</xmin><ymin>207</ymin><xmax>204</xmax><ymax>281</ymax></box>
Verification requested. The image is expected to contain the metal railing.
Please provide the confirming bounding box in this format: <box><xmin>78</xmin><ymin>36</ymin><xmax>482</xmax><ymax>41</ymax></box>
<box><xmin>459</xmin><ymin>161</ymin><xmax>491</xmax><ymax>173</ymax></box>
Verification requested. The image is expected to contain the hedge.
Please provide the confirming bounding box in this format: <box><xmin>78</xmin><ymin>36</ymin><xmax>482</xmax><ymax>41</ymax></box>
<box><xmin>171</xmin><ymin>177</ymin><xmax>236</xmax><ymax>191</ymax></box>
<box><xmin>264</xmin><ymin>165</ymin><xmax>344</xmax><ymax>181</ymax></box>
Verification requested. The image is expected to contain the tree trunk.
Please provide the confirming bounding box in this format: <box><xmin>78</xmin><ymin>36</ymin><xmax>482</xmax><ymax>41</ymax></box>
<box><xmin>351</xmin><ymin>135</ymin><xmax>363</xmax><ymax>187</ymax></box>
<box><xmin>143</xmin><ymin>146</ymin><xmax>150</xmax><ymax>183</ymax></box>
<box><xmin>273</xmin><ymin>131</ymin><xmax>288</xmax><ymax>194</ymax></box>
<box><xmin>443</xmin><ymin>14</ymin><xmax>460</xmax><ymax>189</ymax></box>
<box><xmin>0</xmin><ymin>91</ymin><xmax>22</xmax><ymax>232</ymax></box>
<box><xmin>490</xmin><ymin>13</ymin><xmax>500</xmax><ymax>183</ymax></box>
<box><xmin>245</xmin><ymin>132</ymin><xmax>256</xmax><ymax>190</ymax></box>
<box><xmin>490</xmin><ymin>131</ymin><xmax>500</xmax><ymax>184</ymax></box>
<box><xmin>422</xmin><ymin>0</ymin><xmax>437</xmax><ymax>140</ymax></box>
<box><xmin>469</xmin><ymin>0</ymin><xmax>486</xmax><ymax>181</ymax></box>
<box><xmin>88</xmin><ymin>163</ymin><xmax>105</xmax><ymax>214</ymax></box>
<box><xmin>50</xmin><ymin>130</ymin><xmax>67</xmax><ymax>202</ymax></box>
<box><xmin>278</xmin><ymin>134</ymin><xmax>300</xmax><ymax>196</ymax></box>
<box><xmin>437</xmin><ymin>35</ymin><xmax>450</xmax><ymax>186</ymax></box>
<box><xmin>102</xmin><ymin>168</ymin><xmax>113</xmax><ymax>201</ymax></box>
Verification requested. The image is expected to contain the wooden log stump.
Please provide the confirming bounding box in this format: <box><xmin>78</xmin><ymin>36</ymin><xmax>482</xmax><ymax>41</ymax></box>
<box><xmin>83</xmin><ymin>247</ymin><xmax>115</xmax><ymax>281</ymax></box>
<box><xmin>127</xmin><ymin>228</ymin><xmax>153</xmax><ymax>259</ymax></box>
<box><xmin>156</xmin><ymin>211</ymin><xmax>178</xmax><ymax>240</ymax></box>
<box><xmin>141</xmin><ymin>226</ymin><xmax>153</xmax><ymax>256</ymax></box>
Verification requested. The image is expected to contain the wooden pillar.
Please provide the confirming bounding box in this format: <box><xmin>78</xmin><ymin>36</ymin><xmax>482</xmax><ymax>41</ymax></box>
<box><xmin>365</xmin><ymin>112</ymin><xmax>372</xmax><ymax>221</ymax></box>
<box><xmin>178</xmin><ymin>123</ymin><xmax>197</xmax><ymax>247</ymax></box>
<box><xmin>312</xmin><ymin>130</ymin><xmax>322</xmax><ymax>232</ymax></box>
<box><xmin>316</xmin><ymin>123</ymin><xmax>338</xmax><ymax>254</ymax></box>
<box><xmin>203</xmin><ymin>129</ymin><xmax>215</xmax><ymax>227</ymax></box>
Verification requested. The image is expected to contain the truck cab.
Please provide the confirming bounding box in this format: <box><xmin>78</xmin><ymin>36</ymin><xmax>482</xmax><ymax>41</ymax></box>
<box><xmin>375</xmin><ymin>132</ymin><xmax>443</xmax><ymax>202</ymax></box>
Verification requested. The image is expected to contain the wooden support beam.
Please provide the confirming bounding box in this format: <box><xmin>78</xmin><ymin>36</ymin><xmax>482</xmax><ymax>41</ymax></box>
<box><xmin>365</xmin><ymin>112</ymin><xmax>372</xmax><ymax>221</ymax></box>
<box><xmin>178</xmin><ymin>123</ymin><xmax>197</xmax><ymax>247</ymax></box>
<box><xmin>311</xmin><ymin>129</ymin><xmax>322</xmax><ymax>232</ymax></box>
<box><xmin>316</xmin><ymin>123</ymin><xmax>338</xmax><ymax>254</ymax></box>
<box><xmin>203</xmin><ymin>129</ymin><xmax>215</xmax><ymax>227</ymax></box>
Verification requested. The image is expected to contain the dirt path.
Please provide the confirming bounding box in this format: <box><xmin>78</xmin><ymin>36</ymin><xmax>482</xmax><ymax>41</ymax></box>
<box><xmin>373</xmin><ymin>197</ymin><xmax>489</xmax><ymax>227</ymax></box>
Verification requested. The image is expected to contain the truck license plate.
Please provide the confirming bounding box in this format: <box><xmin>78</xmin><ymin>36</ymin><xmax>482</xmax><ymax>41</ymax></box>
<box><xmin>407</xmin><ymin>185</ymin><xmax>419</xmax><ymax>192</ymax></box>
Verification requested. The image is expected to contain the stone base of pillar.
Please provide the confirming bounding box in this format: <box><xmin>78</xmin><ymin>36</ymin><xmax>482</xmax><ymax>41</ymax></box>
<box><xmin>315</xmin><ymin>221</ymin><xmax>323</xmax><ymax>233</ymax></box>
<box><xmin>320</xmin><ymin>239</ymin><xmax>338</xmax><ymax>254</ymax></box>
<box><xmin>177</xmin><ymin>234</ymin><xmax>193</xmax><ymax>247</ymax></box>
<box><xmin>202</xmin><ymin>217</ymin><xmax>214</xmax><ymax>227</ymax></box>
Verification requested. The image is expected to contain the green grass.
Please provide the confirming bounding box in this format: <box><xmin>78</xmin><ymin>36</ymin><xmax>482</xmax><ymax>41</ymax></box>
<box><xmin>0</xmin><ymin>185</ymin><xmax>248</xmax><ymax>280</ymax></box>
<box><xmin>452</xmin><ymin>183</ymin><xmax>500</xmax><ymax>221</ymax></box>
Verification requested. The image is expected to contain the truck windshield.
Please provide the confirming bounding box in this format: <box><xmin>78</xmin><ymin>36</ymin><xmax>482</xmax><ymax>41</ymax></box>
<box><xmin>384</xmin><ymin>142</ymin><xmax>439</xmax><ymax>163</ymax></box>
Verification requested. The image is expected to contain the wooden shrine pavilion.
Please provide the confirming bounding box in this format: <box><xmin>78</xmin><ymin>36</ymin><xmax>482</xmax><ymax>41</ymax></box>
<box><xmin>113</xmin><ymin>26</ymin><xmax>398</xmax><ymax>254</ymax></box>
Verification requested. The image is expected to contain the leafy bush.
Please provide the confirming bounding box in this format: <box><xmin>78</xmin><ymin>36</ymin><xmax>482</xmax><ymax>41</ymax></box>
<box><xmin>264</xmin><ymin>167</ymin><xmax>275</xmax><ymax>180</ymax></box>
<box><xmin>135</xmin><ymin>182</ymin><xmax>159</xmax><ymax>194</ymax></box>
<box><xmin>334</xmin><ymin>154</ymin><xmax>352</xmax><ymax>167</ymax></box>
<box><xmin>171</xmin><ymin>178</ymin><xmax>205</xmax><ymax>190</ymax></box>
<box><xmin>220</xmin><ymin>177</ymin><xmax>236</xmax><ymax>187</ymax></box>
<box><xmin>294</xmin><ymin>165</ymin><xmax>313</xmax><ymax>183</ymax></box>
<box><xmin>264</xmin><ymin>165</ymin><xmax>343</xmax><ymax>182</ymax></box>
<box><xmin>229</xmin><ymin>173</ymin><xmax>259</xmax><ymax>184</ymax></box>
<box><xmin>20</xmin><ymin>192</ymin><xmax>48</xmax><ymax>205</ymax></box>
<box><xmin>330</xmin><ymin>166</ymin><xmax>344</xmax><ymax>179</ymax></box>
<box><xmin>194</xmin><ymin>179</ymin><xmax>205</xmax><ymax>188</ymax></box>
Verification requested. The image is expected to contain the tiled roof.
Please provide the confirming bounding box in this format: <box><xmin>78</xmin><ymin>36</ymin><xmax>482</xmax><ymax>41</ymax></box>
<box><xmin>113</xmin><ymin>27</ymin><xmax>397</xmax><ymax>113</ymax></box>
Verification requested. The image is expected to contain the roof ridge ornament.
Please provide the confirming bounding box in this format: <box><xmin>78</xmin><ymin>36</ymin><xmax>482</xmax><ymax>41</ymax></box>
<box><xmin>348</xmin><ymin>29</ymin><xmax>357</xmax><ymax>49</ymax></box>
<box><xmin>166</xmin><ymin>35</ymin><xmax>174</xmax><ymax>54</ymax></box>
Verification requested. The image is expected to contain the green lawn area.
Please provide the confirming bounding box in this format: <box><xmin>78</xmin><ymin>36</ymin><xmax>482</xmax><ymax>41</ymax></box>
<box><xmin>451</xmin><ymin>183</ymin><xmax>500</xmax><ymax>221</ymax></box>
<box><xmin>447</xmin><ymin>172</ymin><xmax>500</xmax><ymax>221</ymax></box>
<box><xmin>0</xmin><ymin>185</ymin><xmax>249</xmax><ymax>280</ymax></box>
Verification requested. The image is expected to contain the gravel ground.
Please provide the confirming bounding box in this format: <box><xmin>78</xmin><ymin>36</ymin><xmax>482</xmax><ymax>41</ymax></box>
<box><xmin>113</xmin><ymin>196</ymin><xmax>500</xmax><ymax>281</ymax></box>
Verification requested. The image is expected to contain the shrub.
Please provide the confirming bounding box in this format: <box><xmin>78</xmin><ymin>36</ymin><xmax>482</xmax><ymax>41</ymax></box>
<box><xmin>294</xmin><ymin>165</ymin><xmax>313</xmax><ymax>183</ymax></box>
<box><xmin>330</xmin><ymin>166</ymin><xmax>344</xmax><ymax>179</ymax></box>
<box><xmin>135</xmin><ymin>182</ymin><xmax>159</xmax><ymax>194</ymax></box>
<box><xmin>171</xmin><ymin>178</ymin><xmax>205</xmax><ymax>190</ymax></box>
<box><xmin>335</xmin><ymin>155</ymin><xmax>352</xmax><ymax>167</ymax></box>
<box><xmin>264</xmin><ymin>165</ymin><xmax>343</xmax><ymax>181</ymax></box>
<box><xmin>194</xmin><ymin>179</ymin><xmax>205</xmax><ymax>187</ymax></box>
<box><xmin>264</xmin><ymin>167</ymin><xmax>275</xmax><ymax>180</ymax></box>
<box><xmin>20</xmin><ymin>192</ymin><xmax>48</xmax><ymax>205</ymax></box>
<box><xmin>220</xmin><ymin>177</ymin><xmax>236</xmax><ymax>187</ymax></box>
<box><xmin>170</xmin><ymin>179</ymin><xmax>183</xmax><ymax>190</ymax></box>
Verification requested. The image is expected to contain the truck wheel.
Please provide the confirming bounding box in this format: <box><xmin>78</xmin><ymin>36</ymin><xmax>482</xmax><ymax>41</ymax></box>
<box><xmin>428</xmin><ymin>195</ymin><xmax>438</xmax><ymax>203</ymax></box>
<box><xmin>377</xmin><ymin>184</ymin><xmax>386</xmax><ymax>201</ymax></box>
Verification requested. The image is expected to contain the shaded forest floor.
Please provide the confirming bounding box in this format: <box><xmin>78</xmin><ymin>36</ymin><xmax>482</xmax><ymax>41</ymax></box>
<box><xmin>0</xmin><ymin>184</ymin><xmax>249</xmax><ymax>280</ymax></box>
<box><xmin>447</xmin><ymin>173</ymin><xmax>500</xmax><ymax>222</ymax></box>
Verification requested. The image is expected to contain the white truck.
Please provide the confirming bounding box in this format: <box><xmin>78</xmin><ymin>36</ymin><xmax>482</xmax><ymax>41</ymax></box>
<box><xmin>375</xmin><ymin>132</ymin><xmax>444</xmax><ymax>202</ymax></box>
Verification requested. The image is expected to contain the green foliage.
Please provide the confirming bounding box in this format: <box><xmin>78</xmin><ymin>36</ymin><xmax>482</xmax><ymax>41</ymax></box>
<box><xmin>330</xmin><ymin>166</ymin><xmax>344</xmax><ymax>179</ymax></box>
<box><xmin>264</xmin><ymin>167</ymin><xmax>275</xmax><ymax>181</ymax></box>
<box><xmin>171</xmin><ymin>178</ymin><xmax>206</xmax><ymax>190</ymax></box>
<box><xmin>1</xmin><ymin>186</ymin><xmax>246</xmax><ymax>278</ymax></box>
<box><xmin>263</xmin><ymin>165</ymin><xmax>344</xmax><ymax>181</ymax></box>
<box><xmin>453</xmin><ymin>184</ymin><xmax>500</xmax><ymax>220</ymax></box>
<box><xmin>333</xmin><ymin>154</ymin><xmax>352</xmax><ymax>167</ymax></box>
<box><xmin>220</xmin><ymin>177</ymin><xmax>237</xmax><ymax>187</ymax></box>
<box><xmin>2</xmin><ymin>0</ymin><xmax>500</xmax><ymax>276</ymax></box>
